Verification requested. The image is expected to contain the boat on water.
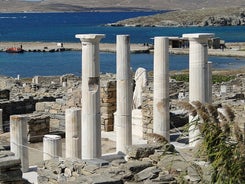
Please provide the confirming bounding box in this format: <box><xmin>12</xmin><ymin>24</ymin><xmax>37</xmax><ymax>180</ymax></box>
<box><xmin>6</xmin><ymin>47</ymin><xmax>24</xmax><ymax>53</ymax></box>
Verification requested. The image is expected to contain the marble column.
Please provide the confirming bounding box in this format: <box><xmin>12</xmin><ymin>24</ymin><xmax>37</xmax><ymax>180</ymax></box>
<box><xmin>207</xmin><ymin>61</ymin><xmax>213</xmax><ymax>103</ymax></box>
<box><xmin>182</xmin><ymin>33</ymin><xmax>214</xmax><ymax>147</ymax></box>
<box><xmin>10</xmin><ymin>115</ymin><xmax>29</xmax><ymax>172</ymax></box>
<box><xmin>115</xmin><ymin>35</ymin><xmax>132</xmax><ymax>154</ymax></box>
<box><xmin>43</xmin><ymin>135</ymin><xmax>62</xmax><ymax>161</ymax></box>
<box><xmin>75</xmin><ymin>34</ymin><xmax>105</xmax><ymax>159</ymax></box>
<box><xmin>153</xmin><ymin>37</ymin><xmax>170</xmax><ymax>141</ymax></box>
<box><xmin>0</xmin><ymin>109</ymin><xmax>3</xmax><ymax>133</ymax></box>
<box><xmin>65</xmin><ymin>108</ymin><xmax>81</xmax><ymax>158</ymax></box>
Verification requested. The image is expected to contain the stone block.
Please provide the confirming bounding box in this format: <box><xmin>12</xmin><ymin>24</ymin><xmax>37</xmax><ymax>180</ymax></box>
<box><xmin>126</xmin><ymin>144</ymin><xmax>161</xmax><ymax>160</ymax></box>
<box><xmin>0</xmin><ymin>156</ymin><xmax>23</xmax><ymax>183</ymax></box>
<box><xmin>103</xmin><ymin>119</ymin><xmax>114</xmax><ymax>132</ymax></box>
<box><xmin>85</xmin><ymin>158</ymin><xmax>109</xmax><ymax>167</ymax></box>
<box><xmin>50</xmin><ymin>119</ymin><xmax>60</xmax><ymax>130</ymax></box>
<box><xmin>26</xmin><ymin>114</ymin><xmax>50</xmax><ymax>143</ymax></box>
<box><xmin>0</xmin><ymin>169</ymin><xmax>22</xmax><ymax>182</ymax></box>
<box><xmin>52</xmin><ymin>103</ymin><xmax>62</xmax><ymax>110</ymax></box>
<box><xmin>125</xmin><ymin>160</ymin><xmax>153</xmax><ymax>174</ymax></box>
<box><xmin>49</xmin><ymin>109</ymin><xmax>58</xmax><ymax>114</ymax></box>
<box><xmin>35</xmin><ymin>102</ymin><xmax>49</xmax><ymax>112</ymax></box>
<box><xmin>157</xmin><ymin>155</ymin><xmax>188</xmax><ymax>173</ymax></box>
<box><xmin>102</xmin><ymin>98</ymin><xmax>116</xmax><ymax>103</ymax></box>
<box><xmin>134</xmin><ymin>166</ymin><xmax>161</xmax><ymax>181</ymax></box>
<box><xmin>55</xmin><ymin>98</ymin><xmax>66</xmax><ymax>105</ymax></box>
<box><xmin>0</xmin><ymin>156</ymin><xmax>21</xmax><ymax>169</ymax></box>
<box><xmin>90</xmin><ymin>174</ymin><xmax>123</xmax><ymax>184</ymax></box>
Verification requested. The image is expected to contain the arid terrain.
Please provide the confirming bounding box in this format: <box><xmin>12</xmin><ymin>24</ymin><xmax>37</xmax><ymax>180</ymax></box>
<box><xmin>0</xmin><ymin>0</ymin><xmax>245</xmax><ymax>12</ymax></box>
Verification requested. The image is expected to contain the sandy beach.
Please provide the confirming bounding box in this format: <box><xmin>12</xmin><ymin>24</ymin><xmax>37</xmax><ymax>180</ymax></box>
<box><xmin>1</xmin><ymin>41</ymin><xmax>245</xmax><ymax>57</ymax></box>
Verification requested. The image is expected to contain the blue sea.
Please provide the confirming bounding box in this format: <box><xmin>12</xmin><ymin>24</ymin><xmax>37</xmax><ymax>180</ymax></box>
<box><xmin>0</xmin><ymin>12</ymin><xmax>245</xmax><ymax>77</ymax></box>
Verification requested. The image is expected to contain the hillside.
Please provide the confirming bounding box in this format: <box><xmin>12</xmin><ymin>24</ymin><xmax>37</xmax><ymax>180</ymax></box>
<box><xmin>0</xmin><ymin>0</ymin><xmax>245</xmax><ymax>12</ymax></box>
<box><xmin>109</xmin><ymin>7</ymin><xmax>245</xmax><ymax>27</ymax></box>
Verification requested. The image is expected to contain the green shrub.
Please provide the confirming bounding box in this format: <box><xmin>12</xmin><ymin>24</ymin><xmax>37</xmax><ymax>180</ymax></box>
<box><xmin>178</xmin><ymin>101</ymin><xmax>245</xmax><ymax>183</ymax></box>
<box><xmin>171</xmin><ymin>74</ymin><xmax>235</xmax><ymax>84</ymax></box>
<box><xmin>212</xmin><ymin>75</ymin><xmax>235</xmax><ymax>84</ymax></box>
<box><xmin>171</xmin><ymin>74</ymin><xmax>189</xmax><ymax>82</ymax></box>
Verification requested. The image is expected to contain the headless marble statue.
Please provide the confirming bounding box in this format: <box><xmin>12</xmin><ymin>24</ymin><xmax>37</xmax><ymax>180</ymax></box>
<box><xmin>133</xmin><ymin>67</ymin><xmax>148</xmax><ymax>109</ymax></box>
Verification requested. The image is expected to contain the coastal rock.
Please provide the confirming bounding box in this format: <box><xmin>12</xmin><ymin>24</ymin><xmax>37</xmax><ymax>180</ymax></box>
<box><xmin>109</xmin><ymin>7</ymin><xmax>245</xmax><ymax>27</ymax></box>
<box><xmin>201</xmin><ymin>15</ymin><xmax>245</xmax><ymax>26</ymax></box>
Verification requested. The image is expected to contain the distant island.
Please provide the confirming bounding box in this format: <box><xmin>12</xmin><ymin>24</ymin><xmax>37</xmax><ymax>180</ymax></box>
<box><xmin>107</xmin><ymin>7</ymin><xmax>245</xmax><ymax>27</ymax></box>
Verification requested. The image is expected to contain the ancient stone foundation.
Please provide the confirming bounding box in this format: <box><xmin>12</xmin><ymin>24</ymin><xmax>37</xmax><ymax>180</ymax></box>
<box><xmin>27</xmin><ymin>113</ymin><xmax>50</xmax><ymax>143</ymax></box>
<box><xmin>100</xmin><ymin>77</ymin><xmax>116</xmax><ymax>131</ymax></box>
<box><xmin>0</xmin><ymin>155</ymin><xmax>24</xmax><ymax>184</ymax></box>
<box><xmin>35</xmin><ymin>76</ymin><xmax>116</xmax><ymax>132</ymax></box>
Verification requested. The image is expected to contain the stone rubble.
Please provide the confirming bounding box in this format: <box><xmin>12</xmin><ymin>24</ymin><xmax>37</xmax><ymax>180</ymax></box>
<box><xmin>0</xmin><ymin>57</ymin><xmax>244</xmax><ymax>184</ymax></box>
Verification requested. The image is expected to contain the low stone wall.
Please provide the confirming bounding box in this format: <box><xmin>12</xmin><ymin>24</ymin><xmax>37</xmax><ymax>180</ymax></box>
<box><xmin>32</xmin><ymin>76</ymin><xmax>60</xmax><ymax>86</ymax></box>
<box><xmin>0</xmin><ymin>97</ymin><xmax>55</xmax><ymax>132</ymax></box>
<box><xmin>27</xmin><ymin>113</ymin><xmax>50</xmax><ymax>143</ymax></box>
<box><xmin>36</xmin><ymin>100</ymin><xmax>65</xmax><ymax>131</ymax></box>
<box><xmin>142</xmin><ymin>85</ymin><xmax>154</xmax><ymax>137</ymax></box>
<box><xmin>0</xmin><ymin>151</ymin><xmax>24</xmax><ymax>184</ymax></box>
<box><xmin>100</xmin><ymin>79</ymin><xmax>116</xmax><ymax>131</ymax></box>
<box><xmin>35</xmin><ymin>76</ymin><xmax>117</xmax><ymax>132</ymax></box>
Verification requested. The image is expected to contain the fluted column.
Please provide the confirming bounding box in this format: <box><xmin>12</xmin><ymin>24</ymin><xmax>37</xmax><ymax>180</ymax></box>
<box><xmin>153</xmin><ymin>37</ymin><xmax>170</xmax><ymax>141</ymax></box>
<box><xmin>65</xmin><ymin>108</ymin><xmax>81</xmax><ymax>158</ymax></box>
<box><xmin>182</xmin><ymin>33</ymin><xmax>214</xmax><ymax>147</ymax></box>
<box><xmin>43</xmin><ymin>135</ymin><xmax>62</xmax><ymax>161</ymax></box>
<box><xmin>10</xmin><ymin>115</ymin><xmax>29</xmax><ymax>172</ymax></box>
<box><xmin>75</xmin><ymin>34</ymin><xmax>105</xmax><ymax>159</ymax></box>
<box><xmin>207</xmin><ymin>61</ymin><xmax>213</xmax><ymax>103</ymax></box>
<box><xmin>0</xmin><ymin>109</ymin><xmax>3</xmax><ymax>133</ymax></box>
<box><xmin>115</xmin><ymin>35</ymin><xmax>132</xmax><ymax>154</ymax></box>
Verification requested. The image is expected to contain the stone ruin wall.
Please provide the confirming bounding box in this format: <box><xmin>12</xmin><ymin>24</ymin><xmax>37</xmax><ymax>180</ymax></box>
<box><xmin>27</xmin><ymin>113</ymin><xmax>50</xmax><ymax>143</ymax></box>
<box><xmin>32</xmin><ymin>76</ymin><xmax>60</xmax><ymax>86</ymax></box>
<box><xmin>141</xmin><ymin>75</ymin><xmax>245</xmax><ymax>140</ymax></box>
<box><xmin>35</xmin><ymin>74</ymin><xmax>117</xmax><ymax>132</ymax></box>
<box><xmin>0</xmin><ymin>154</ymin><xmax>24</xmax><ymax>184</ymax></box>
<box><xmin>141</xmin><ymin>79</ymin><xmax>189</xmax><ymax>138</ymax></box>
<box><xmin>0</xmin><ymin>97</ymin><xmax>55</xmax><ymax>132</ymax></box>
<box><xmin>100</xmin><ymin>78</ymin><xmax>116</xmax><ymax>131</ymax></box>
<box><xmin>0</xmin><ymin>73</ymin><xmax>244</xmax><ymax>139</ymax></box>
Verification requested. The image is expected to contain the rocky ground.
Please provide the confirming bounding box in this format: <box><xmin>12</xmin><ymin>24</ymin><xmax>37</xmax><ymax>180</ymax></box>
<box><xmin>0</xmin><ymin>67</ymin><xmax>244</xmax><ymax>183</ymax></box>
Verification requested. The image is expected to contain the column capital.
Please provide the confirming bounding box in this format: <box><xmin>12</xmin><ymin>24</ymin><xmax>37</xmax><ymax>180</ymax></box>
<box><xmin>75</xmin><ymin>34</ymin><xmax>105</xmax><ymax>43</ymax></box>
<box><xmin>182</xmin><ymin>33</ymin><xmax>214</xmax><ymax>41</ymax></box>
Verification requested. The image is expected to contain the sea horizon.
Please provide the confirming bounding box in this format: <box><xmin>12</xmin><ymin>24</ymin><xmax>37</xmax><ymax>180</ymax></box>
<box><xmin>1</xmin><ymin>12</ymin><xmax>245</xmax><ymax>77</ymax></box>
<box><xmin>1</xmin><ymin>12</ymin><xmax>245</xmax><ymax>43</ymax></box>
